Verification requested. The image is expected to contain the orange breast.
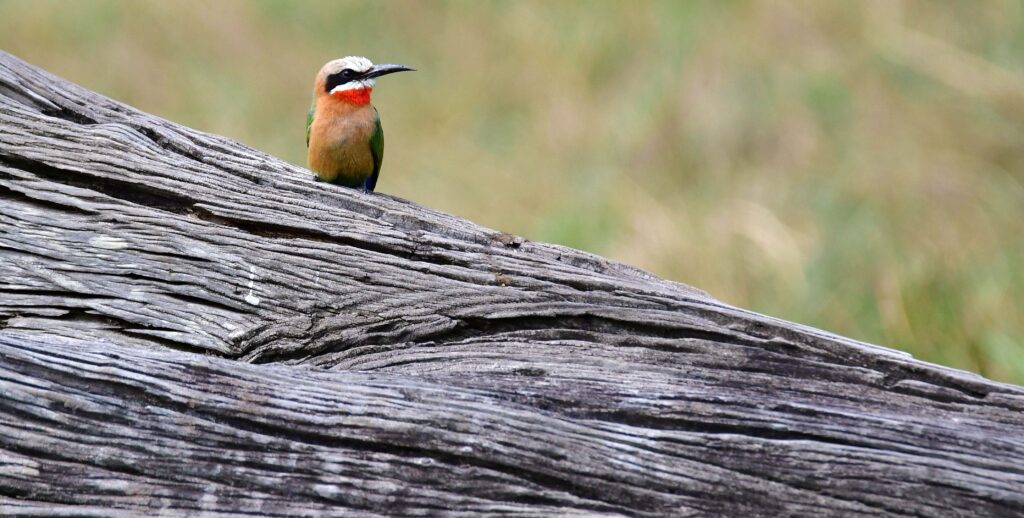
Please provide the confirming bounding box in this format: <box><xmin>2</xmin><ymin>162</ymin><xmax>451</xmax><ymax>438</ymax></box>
<box><xmin>307</xmin><ymin>98</ymin><xmax>377</xmax><ymax>184</ymax></box>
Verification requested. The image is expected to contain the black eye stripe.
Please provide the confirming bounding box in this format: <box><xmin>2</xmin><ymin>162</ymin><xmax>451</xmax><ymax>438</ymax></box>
<box><xmin>324</xmin><ymin>69</ymin><xmax>362</xmax><ymax>93</ymax></box>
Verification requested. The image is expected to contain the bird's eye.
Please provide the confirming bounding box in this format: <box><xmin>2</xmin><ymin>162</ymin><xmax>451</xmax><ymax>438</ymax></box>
<box><xmin>325</xmin><ymin>68</ymin><xmax>361</xmax><ymax>93</ymax></box>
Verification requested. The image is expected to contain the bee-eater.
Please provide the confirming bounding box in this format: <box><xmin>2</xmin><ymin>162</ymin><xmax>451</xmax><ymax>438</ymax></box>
<box><xmin>306</xmin><ymin>56</ymin><xmax>414</xmax><ymax>192</ymax></box>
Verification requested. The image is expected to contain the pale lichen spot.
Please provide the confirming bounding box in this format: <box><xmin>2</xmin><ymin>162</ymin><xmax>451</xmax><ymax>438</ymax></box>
<box><xmin>89</xmin><ymin>235</ymin><xmax>129</xmax><ymax>250</ymax></box>
<box><xmin>188</xmin><ymin>246</ymin><xmax>212</xmax><ymax>259</ymax></box>
<box><xmin>313</xmin><ymin>484</ymin><xmax>340</xmax><ymax>500</ymax></box>
<box><xmin>245</xmin><ymin>265</ymin><xmax>261</xmax><ymax>306</ymax></box>
<box><xmin>198</xmin><ymin>490</ymin><xmax>218</xmax><ymax>510</ymax></box>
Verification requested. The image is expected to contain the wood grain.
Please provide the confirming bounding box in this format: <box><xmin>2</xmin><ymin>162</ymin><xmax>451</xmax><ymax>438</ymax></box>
<box><xmin>1</xmin><ymin>50</ymin><xmax>1023</xmax><ymax>516</ymax></box>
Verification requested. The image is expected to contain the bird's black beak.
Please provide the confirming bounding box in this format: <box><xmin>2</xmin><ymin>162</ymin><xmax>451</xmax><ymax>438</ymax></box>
<box><xmin>362</xmin><ymin>64</ymin><xmax>415</xmax><ymax>79</ymax></box>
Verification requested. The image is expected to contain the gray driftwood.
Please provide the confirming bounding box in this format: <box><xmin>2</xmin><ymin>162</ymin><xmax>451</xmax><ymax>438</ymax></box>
<box><xmin>1</xmin><ymin>50</ymin><xmax>1023</xmax><ymax>517</ymax></box>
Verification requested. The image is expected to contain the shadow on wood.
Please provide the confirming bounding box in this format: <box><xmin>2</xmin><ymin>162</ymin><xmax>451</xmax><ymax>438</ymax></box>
<box><xmin>1</xmin><ymin>51</ymin><xmax>1023</xmax><ymax>516</ymax></box>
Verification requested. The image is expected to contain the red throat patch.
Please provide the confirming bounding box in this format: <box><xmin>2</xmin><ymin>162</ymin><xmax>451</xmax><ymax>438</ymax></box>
<box><xmin>332</xmin><ymin>87</ymin><xmax>373</xmax><ymax>105</ymax></box>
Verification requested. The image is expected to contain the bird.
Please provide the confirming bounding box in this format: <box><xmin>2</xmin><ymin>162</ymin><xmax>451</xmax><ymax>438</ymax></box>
<box><xmin>306</xmin><ymin>56</ymin><xmax>414</xmax><ymax>192</ymax></box>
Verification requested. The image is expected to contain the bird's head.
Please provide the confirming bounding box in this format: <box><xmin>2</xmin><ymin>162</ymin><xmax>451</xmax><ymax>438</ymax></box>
<box><xmin>315</xmin><ymin>56</ymin><xmax>414</xmax><ymax>106</ymax></box>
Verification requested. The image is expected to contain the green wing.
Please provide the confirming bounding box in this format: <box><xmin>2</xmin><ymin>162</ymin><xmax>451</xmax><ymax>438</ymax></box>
<box><xmin>305</xmin><ymin>99</ymin><xmax>315</xmax><ymax>147</ymax></box>
<box><xmin>366</xmin><ymin>108</ymin><xmax>384</xmax><ymax>192</ymax></box>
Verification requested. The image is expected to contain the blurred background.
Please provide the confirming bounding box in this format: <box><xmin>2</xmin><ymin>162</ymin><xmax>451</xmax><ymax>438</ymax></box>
<box><xmin>2</xmin><ymin>0</ymin><xmax>1022</xmax><ymax>383</ymax></box>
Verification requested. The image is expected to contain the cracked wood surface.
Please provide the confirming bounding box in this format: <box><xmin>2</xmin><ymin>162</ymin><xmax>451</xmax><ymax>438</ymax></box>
<box><xmin>1</xmin><ymin>50</ymin><xmax>1023</xmax><ymax>516</ymax></box>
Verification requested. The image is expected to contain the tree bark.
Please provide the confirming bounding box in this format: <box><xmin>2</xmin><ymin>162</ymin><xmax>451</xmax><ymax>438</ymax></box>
<box><xmin>1</xmin><ymin>50</ymin><xmax>1022</xmax><ymax>516</ymax></box>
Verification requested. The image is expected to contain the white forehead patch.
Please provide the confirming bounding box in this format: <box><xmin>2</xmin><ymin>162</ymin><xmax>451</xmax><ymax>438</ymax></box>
<box><xmin>324</xmin><ymin>56</ymin><xmax>374</xmax><ymax>75</ymax></box>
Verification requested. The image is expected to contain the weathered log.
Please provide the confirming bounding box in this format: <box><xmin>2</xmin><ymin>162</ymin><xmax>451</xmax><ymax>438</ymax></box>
<box><xmin>1</xmin><ymin>50</ymin><xmax>1022</xmax><ymax>516</ymax></box>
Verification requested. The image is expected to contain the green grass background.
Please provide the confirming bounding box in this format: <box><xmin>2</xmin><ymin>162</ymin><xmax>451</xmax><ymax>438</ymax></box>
<box><xmin>2</xmin><ymin>0</ymin><xmax>1022</xmax><ymax>383</ymax></box>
